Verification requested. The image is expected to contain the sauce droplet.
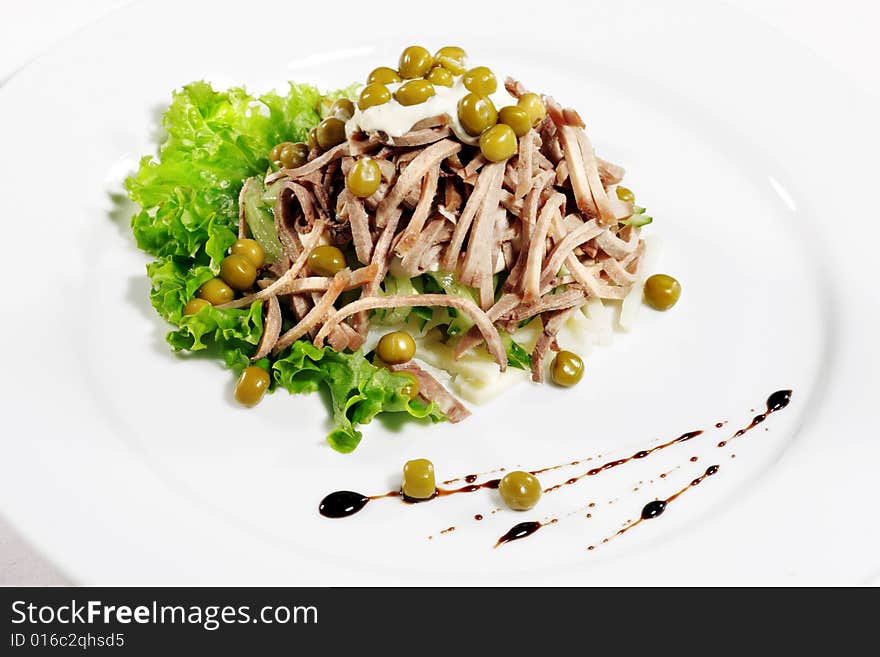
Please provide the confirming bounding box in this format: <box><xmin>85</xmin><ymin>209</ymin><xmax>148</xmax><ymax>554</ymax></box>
<box><xmin>319</xmin><ymin>491</ymin><xmax>370</xmax><ymax>518</ymax></box>
<box><xmin>495</xmin><ymin>521</ymin><xmax>542</xmax><ymax>547</ymax></box>
<box><xmin>718</xmin><ymin>390</ymin><xmax>792</xmax><ymax>447</ymax></box>
<box><xmin>598</xmin><ymin>465</ymin><xmax>722</xmax><ymax>549</ymax></box>
<box><xmin>641</xmin><ymin>500</ymin><xmax>667</xmax><ymax>520</ymax></box>
<box><xmin>767</xmin><ymin>389</ymin><xmax>792</xmax><ymax>412</ymax></box>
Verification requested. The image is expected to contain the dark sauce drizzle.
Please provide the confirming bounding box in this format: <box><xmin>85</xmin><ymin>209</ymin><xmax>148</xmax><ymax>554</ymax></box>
<box><xmin>717</xmin><ymin>390</ymin><xmax>792</xmax><ymax>447</ymax></box>
<box><xmin>319</xmin><ymin>391</ymin><xmax>794</xmax><ymax>538</ymax></box>
<box><xmin>495</xmin><ymin>518</ymin><xmax>559</xmax><ymax>547</ymax></box>
<box><xmin>495</xmin><ymin>522</ymin><xmax>542</xmax><ymax>546</ymax></box>
<box><xmin>318</xmin><ymin>489</ymin><xmax>399</xmax><ymax>519</ymax></box>
<box><xmin>318</xmin><ymin>479</ymin><xmax>502</xmax><ymax>519</ymax></box>
<box><xmin>442</xmin><ymin>468</ymin><xmax>506</xmax><ymax>486</ymax></box>
<box><xmin>495</xmin><ymin>467</ymin><xmax>688</xmax><ymax>548</ymax></box>
<box><xmin>492</xmin><ymin>391</ymin><xmax>791</xmax><ymax>548</ymax></box>
<box><xmin>542</xmin><ymin>430</ymin><xmax>703</xmax><ymax>494</ymax></box>
<box><xmin>591</xmin><ymin>464</ymin><xmax>721</xmax><ymax>549</ymax></box>
<box><xmin>318</xmin><ymin>491</ymin><xmax>370</xmax><ymax>518</ymax></box>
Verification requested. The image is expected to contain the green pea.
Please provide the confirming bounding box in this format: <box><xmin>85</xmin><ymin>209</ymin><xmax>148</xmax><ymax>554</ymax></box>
<box><xmin>329</xmin><ymin>98</ymin><xmax>355</xmax><ymax>121</ymax></box>
<box><xmin>315</xmin><ymin>117</ymin><xmax>346</xmax><ymax>150</ymax></box>
<box><xmin>220</xmin><ymin>254</ymin><xmax>257</xmax><ymax>291</ymax></box>
<box><xmin>376</xmin><ymin>331</ymin><xmax>416</xmax><ymax>364</ymax></box>
<box><xmin>462</xmin><ymin>66</ymin><xmax>497</xmax><ymax>95</ymax></box>
<box><xmin>426</xmin><ymin>66</ymin><xmax>454</xmax><ymax>87</ymax></box>
<box><xmin>479</xmin><ymin>123</ymin><xmax>518</xmax><ymax>162</ymax></box>
<box><xmin>434</xmin><ymin>46</ymin><xmax>467</xmax><ymax>75</ymax></box>
<box><xmin>197</xmin><ymin>278</ymin><xmax>234</xmax><ymax>305</ymax></box>
<box><xmin>398</xmin><ymin>46</ymin><xmax>434</xmax><ymax>79</ymax></box>
<box><xmin>367</xmin><ymin>66</ymin><xmax>402</xmax><ymax>85</ymax></box>
<box><xmin>393</xmin><ymin>79</ymin><xmax>436</xmax><ymax>106</ymax></box>
<box><xmin>551</xmin><ymin>350</ymin><xmax>584</xmax><ymax>387</ymax></box>
<box><xmin>278</xmin><ymin>142</ymin><xmax>309</xmax><ymax>169</ymax></box>
<box><xmin>231</xmin><ymin>238</ymin><xmax>265</xmax><ymax>268</ymax></box>
<box><xmin>308</xmin><ymin>245</ymin><xmax>347</xmax><ymax>277</ymax></box>
<box><xmin>269</xmin><ymin>141</ymin><xmax>294</xmax><ymax>164</ymax></box>
<box><xmin>346</xmin><ymin>157</ymin><xmax>382</xmax><ymax>198</ymax></box>
<box><xmin>457</xmin><ymin>93</ymin><xmax>497</xmax><ymax>136</ymax></box>
<box><xmin>182</xmin><ymin>298</ymin><xmax>211</xmax><ymax>316</ymax></box>
<box><xmin>498</xmin><ymin>106</ymin><xmax>532</xmax><ymax>137</ymax></box>
<box><xmin>644</xmin><ymin>274</ymin><xmax>681</xmax><ymax>310</ymax></box>
<box><xmin>517</xmin><ymin>93</ymin><xmax>546</xmax><ymax>127</ymax></box>
<box><xmin>498</xmin><ymin>471</ymin><xmax>542</xmax><ymax>511</ymax></box>
<box><xmin>402</xmin><ymin>458</ymin><xmax>436</xmax><ymax>500</ymax></box>
<box><xmin>234</xmin><ymin>366</ymin><xmax>270</xmax><ymax>407</ymax></box>
<box><xmin>358</xmin><ymin>83</ymin><xmax>392</xmax><ymax>111</ymax></box>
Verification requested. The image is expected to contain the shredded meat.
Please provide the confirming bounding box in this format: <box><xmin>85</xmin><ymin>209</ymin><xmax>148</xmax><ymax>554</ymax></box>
<box><xmin>598</xmin><ymin>158</ymin><xmax>625</xmax><ymax>187</ymax></box>
<box><xmin>399</xmin><ymin>218</ymin><xmax>448</xmax><ymax>275</ymax></box>
<box><xmin>313</xmin><ymin>294</ymin><xmax>508</xmax><ymax>371</ymax></box>
<box><xmin>504</xmin><ymin>289</ymin><xmax>586</xmax><ymax>323</ymax></box>
<box><xmin>343</xmin><ymin>192</ymin><xmax>373</xmax><ymax>264</ymax></box>
<box><xmin>522</xmin><ymin>192</ymin><xmax>565</xmax><ymax>302</ymax></box>
<box><xmin>252</xmin><ymin>295</ymin><xmax>282</xmax><ymax>361</ymax></box>
<box><xmin>457</xmin><ymin>164</ymin><xmax>506</xmax><ymax>306</ymax></box>
<box><xmin>453</xmin><ymin>292</ymin><xmax>521</xmax><ymax>359</ymax></box>
<box><xmin>531</xmin><ymin>307</ymin><xmax>578</xmax><ymax>383</ymax></box>
<box><xmin>272</xmin><ymin>269</ymin><xmax>351</xmax><ymax>354</ymax></box>
<box><xmin>235</xmin><ymin>82</ymin><xmax>649</xmax><ymax>430</ymax></box>
<box><xmin>390</xmin><ymin>126</ymin><xmax>453</xmax><ymax>147</ymax></box>
<box><xmin>395</xmin><ymin>165</ymin><xmax>440</xmax><ymax>256</ymax></box>
<box><xmin>444</xmin><ymin>161</ymin><xmax>505</xmax><ymax>271</ymax></box>
<box><xmin>267</xmin><ymin>142</ymin><xmax>349</xmax><ymax>182</ymax></box>
<box><xmin>270</xmin><ymin>265</ymin><xmax>377</xmax><ymax>296</ymax></box>
<box><xmin>540</xmin><ymin>219</ymin><xmax>603</xmax><ymax>287</ymax></box>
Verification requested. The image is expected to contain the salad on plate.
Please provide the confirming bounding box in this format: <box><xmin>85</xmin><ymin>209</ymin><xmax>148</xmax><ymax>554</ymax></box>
<box><xmin>126</xmin><ymin>45</ymin><xmax>679</xmax><ymax>453</ymax></box>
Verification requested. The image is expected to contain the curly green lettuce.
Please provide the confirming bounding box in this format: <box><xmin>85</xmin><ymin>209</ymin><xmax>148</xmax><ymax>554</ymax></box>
<box><xmin>127</xmin><ymin>80</ymin><xmax>442</xmax><ymax>452</ymax></box>
<box><xmin>273</xmin><ymin>342</ymin><xmax>444</xmax><ymax>453</ymax></box>
<box><xmin>126</xmin><ymin>81</ymin><xmax>331</xmax><ymax>267</ymax></box>
<box><xmin>144</xmin><ymin>256</ymin><xmax>265</xmax><ymax>371</ymax></box>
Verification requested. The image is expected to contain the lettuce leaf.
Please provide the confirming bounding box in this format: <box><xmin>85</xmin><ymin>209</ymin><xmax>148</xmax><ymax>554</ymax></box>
<box><xmin>273</xmin><ymin>342</ymin><xmax>445</xmax><ymax>453</ymax></box>
<box><xmin>167</xmin><ymin>301</ymin><xmax>265</xmax><ymax>373</ymax></box>
<box><xmin>126</xmin><ymin>81</ymin><xmax>330</xmax><ymax>268</ymax></box>
<box><xmin>145</xmin><ymin>256</ymin><xmax>263</xmax><ymax>372</ymax></box>
<box><xmin>128</xmin><ymin>79</ymin><xmax>444</xmax><ymax>452</ymax></box>
<box><xmin>146</xmin><ymin>258</ymin><xmax>216</xmax><ymax>323</ymax></box>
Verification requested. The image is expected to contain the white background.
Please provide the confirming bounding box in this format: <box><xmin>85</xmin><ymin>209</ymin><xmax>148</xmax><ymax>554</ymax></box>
<box><xmin>0</xmin><ymin>0</ymin><xmax>877</xmax><ymax>585</ymax></box>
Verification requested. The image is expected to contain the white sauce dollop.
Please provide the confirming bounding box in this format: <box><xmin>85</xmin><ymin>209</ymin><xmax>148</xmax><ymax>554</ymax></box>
<box><xmin>345</xmin><ymin>77</ymin><xmax>518</xmax><ymax>145</ymax></box>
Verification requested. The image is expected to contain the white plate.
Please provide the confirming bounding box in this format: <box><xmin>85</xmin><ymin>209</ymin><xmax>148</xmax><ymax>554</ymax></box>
<box><xmin>1</xmin><ymin>0</ymin><xmax>878</xmax><ymax>585</ymax></box>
